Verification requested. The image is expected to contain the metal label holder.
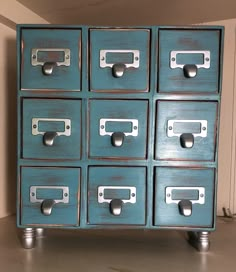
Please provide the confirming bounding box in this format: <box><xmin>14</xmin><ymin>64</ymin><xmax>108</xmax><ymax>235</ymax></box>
<box><xmin>167</xmin><ymin>120</ymin><xmax>207</xmax><ymax>138</ymax></box>
<box><xmin>170</xmin><ymin>50</ymin><xmax>210</xmax><ymax>69</ymax></box>
<box><xmin>99</xmin><ymin>118</ymin><xmax>138</xmax><ymax>137</ymax></box>
<box><xmin>100</xmin><ymin>50</ymin><xmax>140</xmax><ymax>68</ymax></box>
<box><xmin>31</xmin><ymin>48</ymin><xmax>71</xmax><ymax>67</ymax></box>
<box><xmin>30</xmin><ymin>186</ymin><xmax>69</xmax><ymax>204</ymax></box>
<box><xmin>32</xmin><ymin>118</ymin><xmax>71</xmax><ymax>136</ymax></box>
<box><xmin>98</xmin><ymin>186</ymin><xmax>136</xmax><ymax>204</ymax></box>
<box><xmin>166</xmin><ymin>187</ymin><xmax>205</xmax><ymax>205</ymax></box>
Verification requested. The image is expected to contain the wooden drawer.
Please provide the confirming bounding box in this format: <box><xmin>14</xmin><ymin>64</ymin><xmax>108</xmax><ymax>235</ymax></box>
<box><xmin>155</xmin><ymin>101</ymin><xmax>218</xmax><ymax>161</ymax></box>
<box><xmin>21</xmin><ymin>167</ymin><xmax>80</xmax><ymax>226</ymax></box>
<box><xmin>89</xmin><ymin>100</ymin><xmax>149</xmax><ymax>159</ymax></box>
<box><xmin>87</xmin><ymin>167</ymin><xmax>146</xmax><ymax>225</ymax></box>
<box><xmin>154</xmin><ymin>167</ymin><xmax>215</xmax><ymax>228</ymax></box>
<box><xmin>21</xmin><ymin>28</ymin><xmax>81</xmax><ymax>90</ymax></box>
<box><xmin>89</xmin><ymin>29</ymin><xmax>150</xmax><ymax>92</ymax></box>
<box><xmin>22</xmin><ymin>98</ymin><xmax>82</xmax><ymax>159</ymax></box>
<box><xmin>158</xmin><ymin>29</ymin><xmax>221</xmax><ymax>93</ymax></box>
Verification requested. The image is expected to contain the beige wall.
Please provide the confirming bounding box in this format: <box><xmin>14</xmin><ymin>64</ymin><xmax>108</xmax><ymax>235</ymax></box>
<box><xmin>15</xmin><ymin>0</ymin><xmax>236</xmax><ymax>25</ymax></box>
<box><xmin>0</xmin><ymin>23</ymin><xmax>17</xmax><ymax>218</ymax></box>
<box><xmin>0</xmin><ymin>0</ymin><xmax>48</xmax><ymax>26</ymax></box>
<box><xmin>0</xmin><ymin>1</ymin><xmax>48</xmax><ymax>218</ymax></box>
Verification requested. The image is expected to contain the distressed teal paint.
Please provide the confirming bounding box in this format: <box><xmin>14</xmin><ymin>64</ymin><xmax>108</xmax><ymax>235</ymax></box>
<box><xmin>158</xmin><ymin>30</ymin><xmax>221</xmax><ymax>93</ymax></box>
<box><xmin>155</xmin><ymin>101</ymin><xmax>218</xmax><ymax>161</ymax></box>
<box><xmin>89</xmin><ymin>100</ymin><xmax>148</xmax><ymax>159</ymax></box>
<box><xmin>21</xmin><ymin>29</ymin><xmax>81</xmax><ymax>90</ymax></box>
<box><xmin>88</xmin><ymin>167</ymin><xmax>146</xmax><ymax>225</ymax></box>
<box><xmin>36</xmin><ymin>188</ymin><xmax>63</xmax><ymax>199</ymax></box>
<box><xmin>21</xmin><ymin>167</ymin><xmax>80</xmax><ymax>226</ymax></box>
<box><xmin>16</xmin><ymin>25</ymin><xmax>224</xmax><ymax>232</ymax></box>
<box><xmin>22</xmin><ymin>99</ymin><xmax>82</xmax><ymax>159</ymax></box>
<box><xmin>171</xmin><ymin>189</ymin><xmax>199</xmax><ymax>200</ymax></box>
<box><xmin>154</xmin><ymin>167</ymin><xmax>215</xmax><ymax>227</ymax></box>
<box><xmin>90</xmin><ymin>29</ymin><xmax>150</xmax><ymax>92</ymax></box>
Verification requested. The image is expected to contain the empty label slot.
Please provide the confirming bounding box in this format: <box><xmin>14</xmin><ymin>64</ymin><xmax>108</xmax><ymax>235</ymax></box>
<box><xmin>104</xmin><ymin>189</ymin><xmax>130</xmax><ymax>200</ymax></box>
<box><xmin>36</xmin><ymin>188</ymin><xmax>63</xmax><ymax>200</ymax></box>
<box><xmin>106</xmin><ymin>52</ymin><xmax>133</xmax><ymax>64</ymax></box>
<box><xmin>171</xmin><ymin>189</ymin><xmax>199</xmax><ymax>200</ymax></box>
<box><xmin>37</xmin><ymin>51</ymin><xmax>64</xmax><ymax>63</ymax></box>
<box><xmin>106</xmin><ymin>121</ymin><xmax>132</xmax><ymax>133</ymax></box>
<box><xmin>173</xmin><ymin>122</ymin><xmax>201</xmax><ymax>134</ymax></box>
<box><xmin>177</xmin><ymin>53</ymin><xmax>204</xmax><ymax>65</ymax></box>
<box><xmin>38</xmin><ymin>121</ymin><xmax>65</xmax><ymax>132</ymax></box>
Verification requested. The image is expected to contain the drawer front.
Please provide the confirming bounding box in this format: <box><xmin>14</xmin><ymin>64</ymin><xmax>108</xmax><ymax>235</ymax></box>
<box><xmin>22</xmin><ymin>99</ymin><xmax>81</xmax><ymax>159</ymax></box>
<box><xmin>21</xmin><ymin>167</ymin><xmax>80</xmax><ymax>226</ymax></box>
<box><xmin>154</xmin><ymin>167</ymin><xmax>215</xmax><ymax>227</ymax></box>
<box><xmin>89</xmin><ymin>100</ymin><xmax>148</xmax><ymax>159</ymax></box>
<box><xmin>90</xmin><ymin>29</ymin><xmax>150</xmax><ymax>92</ymax></box>
<box><xmin>155</xmin><ymin>101</ymin><xmax>218</xmax><ymax>161</ymax></box>
<box><xmin>21</xmin><ymin>29</ymin><xmax>81</xmax><ymax>90</ymax></box>
<box><xmin>88</xmin><ymin>167</ymin><xmax>146</xmax><ymax>225</ymax></box>
<box><xmin>158</xmin><ymin>29</ymin><xmax>221</xmax><ymax>93</ymax></box>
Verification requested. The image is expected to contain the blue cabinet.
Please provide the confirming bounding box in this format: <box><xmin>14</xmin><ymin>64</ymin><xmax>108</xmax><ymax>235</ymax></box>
<box><xmin>21</xmin><ymin>29</ymin><xmax>81</xmax><ymax>90</ymax></box>
<box><xmin>158</xmin><ymin>30</ymin><xmax>221</xmax><ymax>93</ymax></box>
<box><xmin>17</xmin><ymin>25</ymin><xmax>224</xmax><ymax>251</ymax></box>
<box><xmin>154</xmin><ymin>167</ymin><xmax>215</xmax><ymax>227</ymax></box>
<box><xmin>155</xmin><ymin>101</ymin><xmax>218</xmax><ymax>161</ymax></box>
<box><xmin>88</xmin><ymin>167</ymin><xmax>146</xmax><ymax>225</ymax></box>
<box><xmin>89</xmin><ymin>100</ymin><xmax>148</xmax><ymax>159</ymax></box>
<box><xmin>22</xmin><ymin>99</ymin><xmax>82</xmax><ymax>159</ymax></box>
<box><xmin>90</xmin><ymin>29</ymin><xmax>150</xmax><ymax>92</ymax></box>
<box><xmin>21</xmin><ymin>167</ymin><xmax>80</xmax><ymax>226</ymax></box>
